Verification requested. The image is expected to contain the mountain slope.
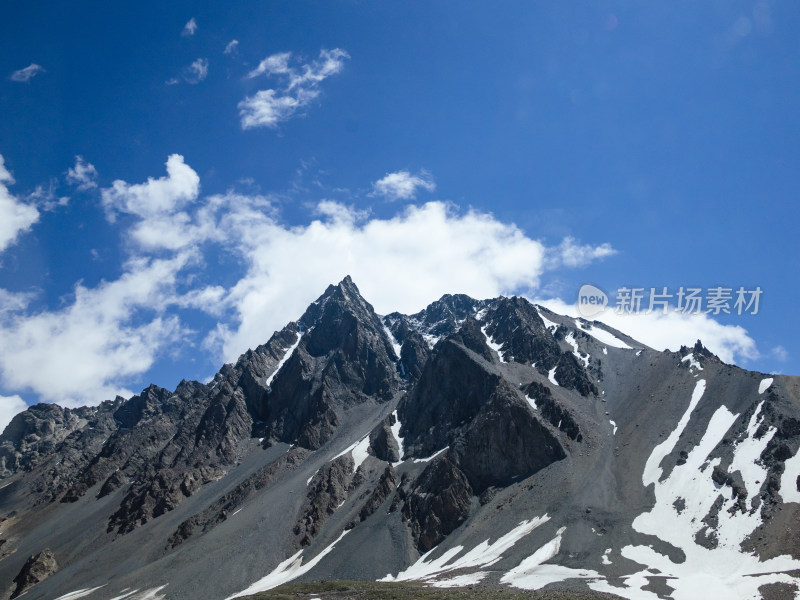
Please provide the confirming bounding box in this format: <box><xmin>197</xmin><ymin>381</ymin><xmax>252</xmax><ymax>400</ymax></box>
<box><xmin>0</xmin><ymin>278</ymin><xmax>799</xmax><ymax>600</ymax></box>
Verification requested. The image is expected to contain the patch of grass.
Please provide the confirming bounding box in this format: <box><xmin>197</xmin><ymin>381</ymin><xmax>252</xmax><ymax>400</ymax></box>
<box><xmin>244</xmin><ymin>580</ymin><xmax>619</xmax><ymax>600</ymax></box>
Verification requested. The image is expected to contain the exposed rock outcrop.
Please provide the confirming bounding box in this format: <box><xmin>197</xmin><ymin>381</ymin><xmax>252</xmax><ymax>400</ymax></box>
<box><xmin>11</xmin><ymin>548</ymin><xmax>58</xmax><ymax>598</ymax></box>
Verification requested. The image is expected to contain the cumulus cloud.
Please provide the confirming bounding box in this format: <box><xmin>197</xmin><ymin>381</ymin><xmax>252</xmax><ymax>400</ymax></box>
<box><xmin>101</xmin><ymin>154</ymin><xmax>200</xmax><ymax>221</ymax></box>
<box><xmin>371</xmin><ymin>170</ymin><xmax>436</xmax><ymax>201</ymax></box>
<box><xmin>66</xmin><ymin>156</ymin><xmax>98</xmax><ymax>190</ymax></box>
<box><xmin>9</xmin><ymin>64</ymin><xmax>45</xmax><ymax>82</ymax></box>
<box><xmin>224</xmin><ymin>40</ymin><xmax>239</xmax><ymax>55</ymax></box>
<box><xmin>0</xmin><ymin>155</ymin><xmax>40</xmax><ymax>253</ymax></box>
<box><xmin>238</xmin><ymin>48</ymin><xmax>349</xmax><ymax>129</ymax></box>
<box><xmin>0</xmin><ymin>255</ymin><xmax>189</xmax><ymax>407</ymax></box>
<box><xmin>0</xmin><ymin>395</ymin><xmax>27</xmax><ymax>434</ymax></box>
<box><xmin>538</xmin><ymin>297</ymin><xmax>758</xmax><ymax>365</ymax></box>
<box><xmin>182</xmin><ymin>18</ymin><xmax>197</xmax><ymax>37</ymax></box>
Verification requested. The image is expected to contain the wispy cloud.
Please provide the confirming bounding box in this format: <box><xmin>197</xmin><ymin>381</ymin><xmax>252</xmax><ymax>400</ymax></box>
<box><xmin>9</xmin><ymin>63</ymin><xmax>45</xmax><ymax>82</ymax></box>
<box><xmin>66</xmin><ymin>156</ymin><xmax>98</xmax><ymax>191</ymax></box>
<box><xmin>546</xmin><ymin>236</ymin><xmax>617</xmax><ymax>268</ymax></box>
<box><xmin>238</xmin><ymin>48</ymin><xmax>349</xmax><ymax>129</ymax></box>
<box><xmin>772</xmin><ymin>345</ymin><xmax>789</xmax><ymax>361</ymax></box>
<box><xmin>224</xmin><ymin>40</ymin><xmax>239</xmax><ymax>55</ymax></box>
<box><xmin>0</xmin><ymin>155</ymin><xmax>39</xmax><ymax>254</ymax></box>
<box><xmin>371</xmin><ymin>170</ymin><xmax>436</xmax><ymax>201</ymax></box>
<box><xmin>182</xmin><ymin>18</ymin><xmax>197</xmax><ymax>37</ymax></box>
<box><xmin>27</xmin><ymin>181</ymin><xmax>69</xmax><ymax>211</ymax></box>
<box><xmin>185</xmin><ymin>58</ymin><xmax>208</xmax><ymax>84</ymax></box>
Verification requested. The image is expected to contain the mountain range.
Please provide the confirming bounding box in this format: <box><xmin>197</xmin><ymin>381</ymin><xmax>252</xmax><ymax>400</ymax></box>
<box><xmin>1</xmin><ymin>276</ymin><xmax>799</xmax><ymax>600</ymax></box>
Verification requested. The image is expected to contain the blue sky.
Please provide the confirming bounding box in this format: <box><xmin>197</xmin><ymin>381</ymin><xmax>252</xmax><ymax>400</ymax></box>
<box><xmin>1</xmin><ymin>1</ymin><xmax>798</xmax><ymax>426</ymax></box>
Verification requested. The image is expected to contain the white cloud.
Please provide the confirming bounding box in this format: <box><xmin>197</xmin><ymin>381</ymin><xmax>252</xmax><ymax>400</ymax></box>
<box><xmin>246</xmin><ymin>52</ymin><xmax>292</xmax><ymax>79</ymax></box>
<box><xmin>9</xmin><ymin>64</ymin><xmax>45</xmax><ymax>82</ymax></box>
<box><xmin>185</xmin><ymin>58</ymin><xmax>208</xmax><ymax>84</ymax></box>
<box><xmin>537</xmin><ymin>297</ymin><xmax>758</xmax><ymax>365</ymax></box>
<box><xmin>772</xmin><ymin>345</ymin><xmax>788</xmax><ymax>362</ymax></box>
<box><xmin>371</xmin><ymin>170</ymin><xmax>436</xmax><ymax>201</ymax></box>
<box><xmin>101</xmin><ymin>154</ymin><xmax>200</xmax><ymax>221</ymax></box>
<box><xmin>0</xmin><ymin>395</ymin><xmax>27</xmax><ymax>434</ymax></box>
<box><xmin>182</xmin><ymin>18</ymin><xmax>197</xmax><ymax>37</ymax></box>
<box><xmin>27</xmin><ymin>180</ymin><xmax>69</xmax><ymax>211</ymax></box>
<box><xmin>191</xmin><ymin>198</ymin><xmax>611</xmax><ymax>362</ymax></box>
<box><xmin>66</xmin><ymin>156</ymin><xmax>98</xmax><ymax>191</ymax></box>
<box><xmin>0</xmin><ymin>155</ymin><xmax>40</xmax><ymax>253</ymax></box>
<box><xmin>238</xmin><ymin>48</ymin><xmax>349</xmax><ymax>129</ymax></box>
<box><xmin>0</xmin><ymin>289</ymin><xmax>33</xmax><ymax>316</ymax></box>
<box><xmin>0</xmin><ymin>255</ymin><xmax>189</xmax><ymax>407</ymax></box>
<box><xmin>547</xmin><ymin>236</ymin><xmax>617</xmax><ymax>268</ymax></box>
<box><xmin>224</xmin><ymin>40</ymin><xmax>239</xmax><ymax>55</ymax></box>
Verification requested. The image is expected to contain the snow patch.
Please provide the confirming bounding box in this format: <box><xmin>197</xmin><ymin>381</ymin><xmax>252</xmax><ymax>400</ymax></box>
<box><xmin>575</xmin><ymin>319</ymin><xmax>631</xmax><ymax>349</ymax></box>
<box><xmin>759</xmin><ymin>377</ymin><xmax>773</xmax><ymax>394</ymax></box>
<box><xmin>481</xmin><ymin>324</ymin><xmax>506</xmax><ymax>363</ymax></box>
<box><xmin>306</xmin><ymin>470</ymin><xmax>318</xmax><ymax>486</ymax></box>
<box><xmin>681</xmin><ymin>353</ymin><xmax>703</xmax><ymax>372</ymax></box>
<box><xmin>265</xmin><ymin>331</ymin><xmax>304</xmax><ymax>388</ymax></box>
<box><xmin>106</xmin><ymin>587</ymin><xmax>167</xmax><ymax>600</ymax></box>
<box><xmin>564</xmin><ymin>332</ymin><xmax>589</xmax><ymax>368</ymax></box>
<box><xmin>380</xmin><ymin>516</ymin><xmax>550</xmax><ymax>583</ymax></box>
<box><xmin>538</xmin><ymin>312</ymin><xmax>559</xmax><ymax>332</ymax></box>
<box><xmin>382</xmin><ymin>324</ymin><xmax>403</xmax><ymax>359</ymax></box>
<box><xmin>609</xmin><ymin>420</ymin><xmax>617</xmax><ymax>435</ymax></box>
<box><xmin>226</xmin><ymin>531</ymin><xmax>349</xmax><ymax>598</ymax></box>
<box><xmin>642</xmin><ymin>380</ymin><xmax>706</xmax><ymax>487</ymax></box>
<box><xmin>602</xmin><ymin>379</ymin><xmax>800</xmax><ymax>599</ymax></box>
<box><xmin>525</xmin><ymin>395</ymin><xmax>537</xmax><ymax>410</ymax></box>
<box><xmin>106</xmin><ymin>590</ymin><xmax>140</xmax><ymax>600</ymax></box>
<box><xmin>602</xmin><ymin>347</ymin><xmax>607</xmax><ymax>355</ymax></box>
<box><xmin>601</xmin><ymin>549</ymin><xmax>612</xmax><ymax>565</ymax></box>
<box><xmin>390</xmin><ymin>409</ymin><xmax>406</xmax><ymax>463</ymax></box>
<box><xmin>53</xmin><ymin>587</ymin><xmax>106</xmax><ymax>600</ymax></box>
<box><xmin>781</xmin><ymin>446</ymin><xmax>800</xmax><ymax>504</ymax></box>
<box><xmin>333</xmin><ymin>436</ymin><xmax>371</xmax><ymax>472</ymax></box>
<box><xmin>548</xmin><ymin>367</ymin><xmax>559</xmax><ymax>386</ymax></box>
<box><xmin>413</xmin><ymin>446</ymin><xmax>448</xmax><ymax>463</ymax></box>
<box><xmin>501</xmin><ymin>527</ymin><xmax>601</xmax><ymax>590</ymax></box>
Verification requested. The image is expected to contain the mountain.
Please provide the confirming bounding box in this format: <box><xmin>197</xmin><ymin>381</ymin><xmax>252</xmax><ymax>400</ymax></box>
<box><xmin>1</xmin><ymin>277</ymin><xmax>799</xmax><ymax>600</ymax></box>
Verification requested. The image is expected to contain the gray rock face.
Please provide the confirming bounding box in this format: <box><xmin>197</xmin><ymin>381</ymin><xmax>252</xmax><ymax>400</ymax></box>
<box><xmin>451</xmin><ymin>387</ymin><xmax>566</xmax><ymax>494</ymax></box>
<box><xmin>368</xmin><ymin>416</ymin><xmax>401</xmax><ymax>463</ymax></box>
<box><xmin>258</xmin><ymin>276</ymin><xmax>401</xmax><ymax>450</ymax></box>
<box><xmin>355</xmin><ymin>465</ymin><xmax>397</xmax><ymax>524</ymax></box>
<box><xmin>401</xmin><ymin>456</ymin><xmax>473</xmax><ymax>552</ymax></box>
<box><xmin>0</xmin><ymin>402</ymin><xmax>118</xmax><ymax>480</ymax></box>
<box><xmin>11</xmin><ymin>548</ymin><xmax>58</xmax><ymax>598</ymax></box>
<box><xmin>294</xmin><ymin>454</ymin><xmax>355</xmax><ymax>546</ymax></box>
<box><xmin>399</xmin><ymin>337</ymin><xmax>504</xmax><ymax>458</ymax></box>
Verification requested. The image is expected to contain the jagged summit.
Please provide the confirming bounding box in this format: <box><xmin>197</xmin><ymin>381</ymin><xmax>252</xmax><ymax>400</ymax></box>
<box><xmin>0</xmin><ymin>279</ymin><xmax>799</xmax><ymax>600</ymax></box>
